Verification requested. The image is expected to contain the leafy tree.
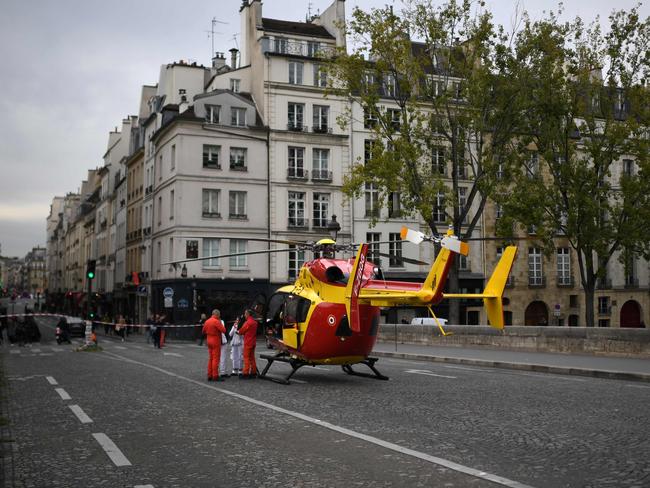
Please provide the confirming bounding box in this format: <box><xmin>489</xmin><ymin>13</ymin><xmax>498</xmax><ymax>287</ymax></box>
<box><xmin>499</xmin><ymin>6</ymin><xmax>650</xmax><ymax>327</ymax></box>
<box><xmin>326</xmin><ymin>0</ymin><xmax>519</xmax><ymax>324</ymax></box>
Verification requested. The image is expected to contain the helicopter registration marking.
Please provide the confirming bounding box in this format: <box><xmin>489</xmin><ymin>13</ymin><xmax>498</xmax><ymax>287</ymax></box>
<box><xmin>405</xmin><ymin>369</ymin><xmax>457</xmax><ymax>379</ymax></box>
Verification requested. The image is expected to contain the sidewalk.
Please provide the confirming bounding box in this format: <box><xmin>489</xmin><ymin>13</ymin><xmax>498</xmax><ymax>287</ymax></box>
<box><xmin>372</xmin><ymin>342</ymin><xmax>650</xmax><ymax>382</ymax></box>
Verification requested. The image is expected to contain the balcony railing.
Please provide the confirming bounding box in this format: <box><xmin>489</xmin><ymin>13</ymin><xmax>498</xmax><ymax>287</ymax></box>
<box><xmin>528</xmin><ymin>275</ymin><xmax>546</xmax><ymax>287</ymax></box>
<box><xmin>597</xmin><ymin>279</ymin><xmax>612</xmax><ymax>289</ymax></box>
<box><xmin>312</xmin><ymin>125</ymin><xmax>332</xmax><ymax>134</ymax></box>
<box><xmin>262</xmin><ymin>38</ymin><xmax>335</xmax><ymax>58</ymax></box>
<box><xmin>202</xmin><ymin>212</ymin><xmax>221</xmax><ymax>218</ymax></box>
<box><xmin>287</xmin><ymin>122</ymin><xmax>307</xmax><ymax>132</ymax></box>
<box><xmin>287</xmin><ymin>168</ymin><xmax>309</xmax><ymax>180</ymax></box>
<box><xmin>229</xmin><ymin>213</ymin><xmax>247</xmax><ymax>220</ymax></box>
<box><xmin>311</xmin><ymin>170</ymin><xmax>332</xmax><ymax>182</ymax></box>
<box><xmin>557</xmin><ymin>275</ymin><xmax>574</xmax><ymax>287</ymax></box>
<box><xmin>624</xmin><ymin>277</ymin><xmax>639</xmax><ymax>289</ymax></box>
<box><xmin>203</xmin><ymin>160</ymin><xmax>221</xmax><ymax>169</ymax></box>
<box><xmin>598</xmin><ymin>306</ymin><xmax>612</xmax><ymax>316</ymax></box>
<box><xmin>288</xmin><ymin>218</ymin><xmax>309</xmax><ymax>229</ymax></box>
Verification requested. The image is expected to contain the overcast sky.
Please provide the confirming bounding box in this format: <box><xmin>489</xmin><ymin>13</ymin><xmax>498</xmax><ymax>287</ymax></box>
<box><xmin>0</xmin><ymin>0</ymin><xmax>646</xmax><ymax>258</ymax></box>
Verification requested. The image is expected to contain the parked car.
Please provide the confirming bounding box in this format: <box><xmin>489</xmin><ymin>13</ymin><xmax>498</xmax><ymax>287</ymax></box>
<box><xmin>63</xmin><ymin>316</ymin><xmax>87</xmax><ymax>337</ymax></box>
<box><xmin>410</xmin><ymin>317</ymin><xmax>448</xmax><ymax>326</ymax></box>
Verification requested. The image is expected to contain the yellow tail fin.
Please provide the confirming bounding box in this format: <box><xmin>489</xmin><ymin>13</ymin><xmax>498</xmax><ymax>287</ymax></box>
<box><xmin>483</xmin><ymin>246</ymin><xmax>518</xmax><ymax>329</ymax></box>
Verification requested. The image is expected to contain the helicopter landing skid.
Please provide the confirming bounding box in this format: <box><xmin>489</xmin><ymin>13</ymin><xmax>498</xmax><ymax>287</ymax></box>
<box><xmin>341</xmin><ymin>357</ymin><xmax>389</xmax><ymax>381</ymax></box>
<box><xmin>259</xmin><ymin>352</ymin><xmax>309</xmax><ymax>385</ymax></box>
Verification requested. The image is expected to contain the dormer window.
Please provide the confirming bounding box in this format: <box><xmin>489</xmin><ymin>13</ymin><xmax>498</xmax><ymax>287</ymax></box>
<box><xmin>230</xmin><ymin>79</ymin><xmax>240</xmax><ymax>93</ymax></box>
<box><xmin>289</xmin><ymin>61</ymin><xmax>303</xmax><ymax>84</ymax></box>
<box><xmin>274</xmin><ymin>37</ymin><xmax>288</xmax><ymax>54</ymax></box>
<box><xmin>307</xmin><ymin>41</ymin><xmax>321</xmax><ymax>57</ymax></box>
<box><xmin>231</xmin><ymin>107</ymin><xmax>246</xmax><ymax>127</ymax></box>
<box><xmin>206</xmin><ymin>105</ymin><xmax>220</xmax><ymax>124</ymax></box>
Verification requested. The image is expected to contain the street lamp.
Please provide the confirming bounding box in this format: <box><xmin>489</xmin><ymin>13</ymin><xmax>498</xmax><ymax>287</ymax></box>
<box><xmin>181</xmin><ymin>264</ymin><xmax>188</xmax><ymax>278</ymax></box>
<box><xmin>327</xmin><ymin>215</ymin><xmax>341</xmax><ymax>242</ymax></box>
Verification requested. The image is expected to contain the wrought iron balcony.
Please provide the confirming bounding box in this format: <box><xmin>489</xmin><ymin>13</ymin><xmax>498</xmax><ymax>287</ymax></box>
<box><xmin>311</xmin><ymin>170</ymin><xmax>332</xmax><ymax>182</ymax></box>
<box><xmin>287</xmin><ymin>168</ymin><xmax>309</xmax><ymax>181</ymax></box>
<box><xmin>528</xmin><ymin>276</ymin><xmax>546</xmax><ymax>288</ymax></box>
<box><xmin>557</xmin><ymin>275</ymin><xmax>574</xmax><ymax>287</ymax></box>
<box><xmin>288</xmin><ymin>218</ymin><xmax>309</xmax><ymax>229</ymax></box>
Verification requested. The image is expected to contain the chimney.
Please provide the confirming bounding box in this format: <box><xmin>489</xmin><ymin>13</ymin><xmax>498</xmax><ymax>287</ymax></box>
<box><xmin>212</xmin><ymin>52</ymin><xmax>226</xmax><ymax>70</ymax></box>
<box><xmin>178</xmin><ymin>89</ymin><xmax>189</xmax><ymax>114</ymax></box>
<box><xmin>229</xmin><ymin>48</ymin><xmax>239</xmax><ymax>69</ymax></box>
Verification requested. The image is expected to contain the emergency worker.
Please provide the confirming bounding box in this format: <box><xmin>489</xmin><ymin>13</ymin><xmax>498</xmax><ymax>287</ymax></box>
<box><xmin>202</xmin><ymin>309</ymin><xmax>226</xmax><ymax>381</ymax></box>
<box><xmin>237</xmin><ymin>309</ymin><xmax>258</xmax><ymax>379</ymax></box>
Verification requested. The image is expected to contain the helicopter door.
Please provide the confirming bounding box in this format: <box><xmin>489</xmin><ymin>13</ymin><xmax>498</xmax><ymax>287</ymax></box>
<box><xmin>282</xmin><ymin>295</ymin><xmax>311</xmax><ymax>349</ymax></box>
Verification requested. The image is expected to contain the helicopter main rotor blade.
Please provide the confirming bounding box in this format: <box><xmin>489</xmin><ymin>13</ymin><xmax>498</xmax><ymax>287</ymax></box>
<box><xmin>376</xmin><ymin>252</ymin><xmax>429</xmax><ymax>266</ymax></box>
<box><xmin>163</xmin><ymin>248</ymin><xmax>297</xmax><ymax>267</ymax></box>
<box><xmin>170</xmin><ymin>235</ymin><xmax>309</xmax><ymax>246</ymax></box>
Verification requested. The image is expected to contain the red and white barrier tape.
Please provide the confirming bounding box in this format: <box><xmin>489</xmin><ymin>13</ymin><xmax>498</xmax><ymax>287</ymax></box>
<box><xmin>0</xmin><ymin>313</ymin><xmax>203</xmax><ymax>329</ymax></box>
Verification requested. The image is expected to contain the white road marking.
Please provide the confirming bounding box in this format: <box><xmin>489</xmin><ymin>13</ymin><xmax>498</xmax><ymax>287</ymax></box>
<box><xmin>134</xmin><ymin>485</ymin><xmax>154</xmax><ymax>488</ymax></box>
<box><xmin>626</xmin><ymin>384</ymin><xmax>650</xmax><ymax>389</ymax></box>
<box><xmin>9</xmin><ymin>350</ymin><xmax>19</xmax><ymax>355</ymax></box>
<box><xmin>405</xmin><ymin>369</ymin><xmax>457</xmax><ymax>379</ymax></box>
<box><xmin>38</xmin><ymin>353</ymin><xmax>53</xmax><ymax>357</ymax></box>
<box><xmin>51</xmin><ymin>347</ymin><xmax>64</xmax><ymax>352</ymax></box>
<box><xmin>31</xmin><ymin>348</ymin><xmax>41</xmax><ymax>353</ymax></box>
<box><xmin>106</xmin><ymin>352</ymin><xmax>534</xmax><ymax>488</ymax></box>
<box><xmin>46</xmin><ymin>376</ymin><xmax>58</xmax><ymax>385</ymax></box>
<box><xmin>69</xmin><ymin>405</ymin><xmax>93</xmax><ymax>424</ymax></box>
<box><xmin>132</xmin><ymin>345</ymin><xmax>143</xmax><ymax>350</ymax></box>
<box><xmin>55</xmin><ymin>388</ymin><xmax>71</xmax><ymax>400</ymax></box>
<box><xmin>114</xmin><ymin>346</ymin><xmax>127</xmax><ymax>350</ymax></box>
<box><xmin>163</xmin><ymin>352</ymin><xmax>183</xmax><ymax>357</ymax></box>
<box><xmin>92</xmin><ymin>433</ymin><xmax>132</xmax><ymax>466</ymax></box>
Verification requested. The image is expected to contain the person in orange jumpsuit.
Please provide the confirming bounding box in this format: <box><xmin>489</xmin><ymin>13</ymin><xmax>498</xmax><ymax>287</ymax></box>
<box><xmin>237</xmin><ymin>309</ymin><xmax>258</xmax><ymax>379</ymax></box>
<box><xmin>202</xmin><ymin>309</ymin><xmax>226</xmax><ymax>381</ymax></box>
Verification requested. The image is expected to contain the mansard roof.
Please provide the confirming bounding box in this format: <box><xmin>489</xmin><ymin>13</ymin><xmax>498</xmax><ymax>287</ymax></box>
<box><xmin>261</xmin><ymin>17</ymin><xmax>334</xmax><ymax>39</ymax></box>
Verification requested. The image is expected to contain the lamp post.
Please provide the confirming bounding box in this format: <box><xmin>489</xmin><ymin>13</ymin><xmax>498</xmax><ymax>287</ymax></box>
<box><xmin>181</xmin><ymin>264</ymin><xmax>188</xmax><ymax>278</ymax></box>
<box><xmin>327</xmin><ymin>214</ymin><xmax>341</xmax><ymax>241</ymax></box>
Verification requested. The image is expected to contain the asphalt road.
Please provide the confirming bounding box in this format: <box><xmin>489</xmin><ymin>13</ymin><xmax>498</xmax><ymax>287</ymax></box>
<box><xmin>2</xmin><ymin>316</ymin><xmax>650</xmax><ymax>488</ymax></box>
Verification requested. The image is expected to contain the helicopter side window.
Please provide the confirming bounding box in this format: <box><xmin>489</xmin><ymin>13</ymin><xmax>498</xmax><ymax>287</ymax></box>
<box><xmin>283</xmin><ymin>295</ymin><xmax>311</xmax><ymax>328</ymax></box>
<box><xmin>265</xmin><ymin>293</ymin><xmax>288</xmax><ymax>329</ymax></box>
<box><xmin>325</xmin><ymin>265</ymin><xmax>348</xmax><ymax>284</ymax></box>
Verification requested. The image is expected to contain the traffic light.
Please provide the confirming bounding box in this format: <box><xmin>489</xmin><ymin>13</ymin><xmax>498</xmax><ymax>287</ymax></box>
<box><xmin>86</xmin><ymin>259</ymin><xmax>96</xmax><ymax>280</ymax></box>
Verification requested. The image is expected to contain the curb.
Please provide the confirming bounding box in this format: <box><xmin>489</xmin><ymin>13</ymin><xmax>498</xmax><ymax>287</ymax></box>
<box><xmin>372</xmin><ymin>351</ymin><xmax>650</xmax><ymax>383</ymax></box>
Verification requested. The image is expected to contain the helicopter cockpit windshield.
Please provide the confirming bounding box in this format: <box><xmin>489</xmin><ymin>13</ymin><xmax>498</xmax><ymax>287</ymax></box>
<box><xmin>265</xmin><ymin>293</ymin><xmax>311</xmax><ymax>330</ymax></box>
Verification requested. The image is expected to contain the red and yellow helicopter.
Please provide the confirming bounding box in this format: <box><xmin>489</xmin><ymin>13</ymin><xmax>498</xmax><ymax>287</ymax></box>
<box><xmin>168</xmin><ymin>227</ymin><xmax>517</xmax><ymax>383</ymax></box>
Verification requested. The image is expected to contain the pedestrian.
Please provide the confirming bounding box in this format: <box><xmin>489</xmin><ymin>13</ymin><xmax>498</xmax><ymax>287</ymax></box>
<box><xmin>219</xmin><ymin>320</ymin><xmax>231</xmax><ymax>379</ymax></box>
<box><xmin>115</xmin><ymin>315</ymin><xmax>126</xmax><ymax>342</ymax></box>
<box><xmin>152</xmin><ymin>314</ymin><xmax>162</xmax><ymax>348</ymax></box>
<box><xmin>230</xmin><ymin>316</ymin><xmax>244</xmax><ymax>376</ymax></box>
<box><xmin>146</xmin><ymin>314</ymin><xmax>154</xmax><ymax>344</ymax></box>
<box><xmin>237</xmin><ymin>309</ymin><xmax>258</xmax><ymax>379</ymax></box>
<box><xmin>197</xmin><ymin>313</ymin><xmax>207</xmax><ymax>346</ymax></box>
<box><xmin>202</xmin><ymin>309</ymin><xmax>226</xmax><ymax>381</ymax></box>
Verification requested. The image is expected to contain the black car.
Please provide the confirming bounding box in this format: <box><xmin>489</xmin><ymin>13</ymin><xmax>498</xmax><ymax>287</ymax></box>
<box><xmin>62</xmin><ymin>316</ymin><xmax>86</xmax><ymax>337</ymax></box>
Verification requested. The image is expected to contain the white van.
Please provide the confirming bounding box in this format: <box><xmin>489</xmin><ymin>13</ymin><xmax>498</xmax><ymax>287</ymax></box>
<box><xmin>410</xmin><ymin>317</ymin><xmax>448</xmax><ymax>326</ymax></box>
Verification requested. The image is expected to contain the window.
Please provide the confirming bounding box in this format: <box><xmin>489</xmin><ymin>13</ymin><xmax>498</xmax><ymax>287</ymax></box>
<box><xmin>186</xmin><ymin>240</ymin><xmax>198</xmax><ymax>259</ymax></box>
<box><xmin>313</xmin><ymin>64</ymin><xmax>327</xmax><ymax>87</ymax></box>
<box><xmin>528</xmin><ymin>247</ymin><xmax>543</xmax><ymax>286</ymax></box>
<box><xmin>229</xmin><ymin>191</ymin><xmax>247</xmax><ymax>219</ymax></box>
<box><xmin>313</xmin><ymin>193</ymin><xmax>330</xmax><ymax>228</ymax></box>
<box><xmin>366</xmin><ymin>233</ymin><xmax>381</xmax><ymax>267</ymax></box>
<box><xmin>434</xmin><ymin>192</ymin><xmax>446</xmax><ymax>223</ymax></box>
<box><xmin>458</xmin><ymin>187</ymin><xmax>468</xmax><ymax>223</ymax></box>
<box><xmin>557</xmin><ymin>248</ymin><xmax>571</xmax><ymax>285</ymax></box>
<box><xmin>388</xmin><ymin>109</ymin><xmax>400</xmax><ymax>131</ymax></box>
<box><xmin>288</xmin><ymin>61</ymin><xmax>303</xmax><ymax>84</ymax></box>
<box><xmin>157</xmin><ymin>196</ymin><xmax>162</xmax><ymax>225</ymax></box>
<box><xmin>274</xmin><ymin>37</ymin><xmax>288</xmax><ymax>54</ymax></box>
<box><xmin>389</xmin><ymin>233</ymin><xmax>402</xmax><ymax>267</ymax></box>
<box><xmin>158</xmin><ymin>155</ymin><xmax>162</xmax><ymax>180</ymax></box>
<box><xmin>288</xmin><ymin>103</ymin><xmax>304</xmax><ymax>130</ymax></box>
<box><xmin>307</xmin><ymin>41</ymin><xmax>321</xmax><ymax>57</ymax></box>
<box><xmin>230</xmin><ymin>79</ymin><xmax>240</xmax><ymax>93</ymax></box>
<box><xmin>205</xmin><ymin>105</ymin><xmax>220</xmax><ymax>124</ymax></box>
<box><xmin>364</xmin><ymin>106</ymin><xmax>378</xmax><ymax>129</ymax></box>
<box><xmin>231</xmin><ymin>107</ymin><xmax>246</xmax><ymax>127</ymax></box>
<box><xmin>598</xmin><ymin>296</ymin><xmax>610</xmax><ymax>315</ymax></box>
<box><xmin>288</xmin><ymin>192</ymin><xmax>306</xmax><ymax>227</ymax></box>
<box><xmin>426</xmin><ymin>77</ymin><xmax>445</xmax><ymax>97</ymax></box>
<box><xmin>202</xmin><ymin>189</ymin><xmax>220</xmax><ymax>217</ymax></box>
<box><xmin>312</xmin><ymin>105</ymin><xmax>329</xmax><ymax>133</ymax></box>
<box><xmin>229</xmin><ymin>147</ymin><xmax>247</xmax><ymax>170</ymax></box>
<box><xmin>365</xmin><ymin>183</ymin><xmax>379</xmax><ymax>218</ymax></box>
<box><xmin>169</xmin><ymin>237</ymin><xmax>174</xmax><ymax>262</ymax></box>
<box><xmin>202</xmin><ymin>239</ymin><xmax>220</xmax><ymax>268</ymax></box>
<box><xmin>622</xmin><ymin>159</ymin><xmax>634</xmax><ymax>177</ymax></box>
<box><xmin>171</xmin><ymin>145</ymin><xmax>176</xmax><ymax>170</ymax></box>
<box><xmin>432</xmin><ymin>147</ymin><xmax>446</xmax><ymax>175</ymax></box>
<box><xmin>288</xmin><ymin>245</ymin><xmax>306</xmax><ymax>280</ymax></box>
<box><xmin>362</xmin><ymin>71</ymin><xmax>376</xmax><ymax>92</ymax></box>
<box><xmin>364</xmin><ymin>139</ymin><xmax>380</xmax><ymax>164</ymax></box>
<box><xmin>288</xmin><ymin>147</ymin><xmax>305</xmax><ymax>178</ymax></box>
<box><xmin>383</xmin><ymin>74</ymin><xmax>396</xmax><ymax>97</ymax></box>
<box><xmin>496</xmin><ymin>203</ymin><xmax>504</xmax><ymax>220</ymax></box>
<box><xmin>452</xmin><ymin>81</ymin><xmax>464</xmax><ymax>99</ymax></box>
<box><xmin>157</xmin><ymin>242</ymin><xmax>161</xmax><ymax>272</ymax></box>
<box><xmin>459</xmin><ymin>253</ymin><xmax>470</xmax><ymax>271</ymax></box>
<box><xmin>527</xmin><ymin>152</ymin><xmax>539</xmax><ymax>178</ymax></box>
<box><xmin>388</xmin><ymin>192</ymin><xmax>401</xmax><ymax>218</ymax></box>
<box><xmin>497</xmin><ymin>247</ymin><xmax>514</xmax><ymax>286</ymax></box>
<box><xmin>203</xmin><ymin>145</ymin><xmax>221</xmax><ymax>168</ymax></box>
<box><xmin>229</xmin><ymin>240</ymin><xmax>247</xmax><ymax>268</ymax></box>
<box><xmin>312</xmin><ymin>149</ymin><xmax>330</xmax><ymax>180</ymax></box>
<box><xmin>169</xmin><ymin>189</ymin><xmax>174</xmax><ymax>220</ymax></box>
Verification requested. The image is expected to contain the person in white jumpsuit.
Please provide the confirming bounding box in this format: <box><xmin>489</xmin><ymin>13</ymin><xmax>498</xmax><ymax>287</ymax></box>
<box><xmin>219</xmin><ymin>324</ymin><xmax>230</xmax><ymax>379</ymax></box>
<box><xmin>229</xmin><ymin>318</ymin><xmax>243</xmax><ymax>376</ymax></box>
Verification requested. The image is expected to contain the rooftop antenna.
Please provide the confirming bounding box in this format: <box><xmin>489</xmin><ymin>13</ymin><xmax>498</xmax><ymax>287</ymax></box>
<box><xmin>230</xmin><ymin>33</ymin><xmax>239</xmax><ymax>50</ymax></box>
<box><xmin>307</xmin><ymin>1</ymin><xmax>313</xmax><ymax>21</ymax></box>
<box><xmin>205</xmin><ymin>17</ymin><xmax>227</xmax><ymax>59</ymax></box>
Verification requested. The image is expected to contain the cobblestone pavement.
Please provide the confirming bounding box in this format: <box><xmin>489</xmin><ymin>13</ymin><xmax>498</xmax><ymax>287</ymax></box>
<box><xmin>2</xmin><ymin>318</ymin><xmax>650</xmax><ymax>487</ymax></box>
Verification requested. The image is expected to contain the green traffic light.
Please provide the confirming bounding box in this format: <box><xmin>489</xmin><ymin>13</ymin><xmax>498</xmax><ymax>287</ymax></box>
<box><xmin>87</xmin><ymin>272</ymin><xmax>95</xmax><ymax>279</ymax></box>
